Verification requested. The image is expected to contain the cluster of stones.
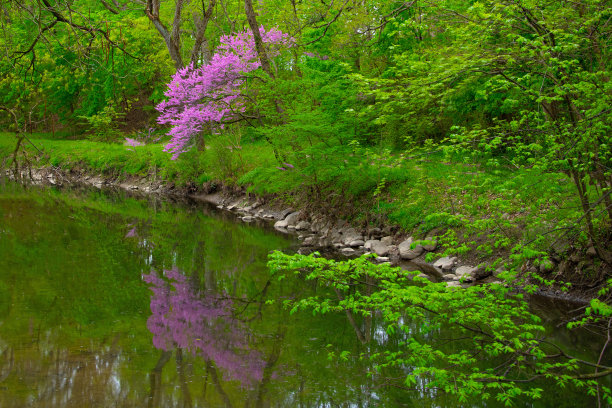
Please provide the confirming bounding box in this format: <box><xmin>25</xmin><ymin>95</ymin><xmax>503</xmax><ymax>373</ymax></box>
<box><xmin>266</xmin><ymin>209</ymin><xmax>502</xmax><ymax>288</ymax></box>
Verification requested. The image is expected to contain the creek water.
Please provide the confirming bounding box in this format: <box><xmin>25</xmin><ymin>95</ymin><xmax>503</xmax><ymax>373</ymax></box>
<box><xmin>0</xmin><ymin>180</ymin><xmax>606</xmax><ymax>407</ymax></box>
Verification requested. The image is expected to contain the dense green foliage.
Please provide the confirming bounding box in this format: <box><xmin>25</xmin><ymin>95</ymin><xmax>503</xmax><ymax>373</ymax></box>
<box><xmin>269</xmin><ymin>251</ymin><xmax>612</xmax><ymax>407</ymax></box>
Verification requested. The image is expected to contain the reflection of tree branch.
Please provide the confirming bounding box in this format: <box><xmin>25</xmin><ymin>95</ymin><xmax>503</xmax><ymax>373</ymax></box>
<box><xmin>206</xmin><ymin>360</ymin><xmax>233</xmax><ymax>408</ymax></box>
<box><xmin>176</xmin><ymin>348</ymin><xmax>193</xmax><ymax>408</ymax></box>
<box><xmin>333</xmin><ymin>287</ymin><xmax>368</xmax><ymax>344</ymax></box>
<box><xmin>254</xmin><ymin>324</ymin><xmax>285</xmax><ymax>408</ymax></box>
<box><xmin>148</xmin><ymin>350</ymin><xmax>172</xmax><ymax>408</ymax></box>
<box><xmin>0</xmin><ymin>347</ymin><xmax>14</xmax><ymax>383</ymax></box>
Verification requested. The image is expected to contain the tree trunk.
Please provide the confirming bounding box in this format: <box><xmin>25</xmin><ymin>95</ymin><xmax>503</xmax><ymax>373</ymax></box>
<box><xmin>244</xmin><ymin>0</ymin><xmax>274</xmax><ymax>78</ymax></box>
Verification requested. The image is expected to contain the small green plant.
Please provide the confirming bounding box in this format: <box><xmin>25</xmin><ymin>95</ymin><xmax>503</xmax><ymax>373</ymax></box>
<box><xmin>79</xmin><ymin>105</ymin><xmax>124</xmax><ymax>142</ymax></box>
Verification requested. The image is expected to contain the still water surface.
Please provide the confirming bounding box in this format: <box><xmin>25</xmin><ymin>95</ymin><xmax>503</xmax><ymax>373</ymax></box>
<box><xmin>0</xmin><ymin>181</ymin><xmax>605</xmax><ymax>407</ymax></box>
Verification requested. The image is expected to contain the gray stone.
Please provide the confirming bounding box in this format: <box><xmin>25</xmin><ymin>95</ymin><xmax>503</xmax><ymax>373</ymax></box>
<box><xmin>340</xmin><ymin>247</ymin><xmax>356</xmax><ymax>256</ymax></box>
<box><xmin>403</xmin><ymin>261</ymin><xmax>445</xmax><ymax>280</ymax></box>
<box><xmin>364</xmin><ymin>240</ymin><xmax>376</xmax><ymax>250</ymax></box>
<box><xmin>415</xmin><ymin>273</ymin><xmax>432</xmax><ymax>281</ymax></box>
<box><xmin>368</xmin><ymin>227</ymin><xmax>382</xmax><ymax>238</ymax></box>
<box><xmin>423</xmin><ymin>236</ymin><xmax>437</xmax><ymax>251</ymax></box>
<box><xmin>303</xmin><ymin>236</ymin><xmax>316</xmax><ymax>246</ymax></box>
<box><xmin>295</xmin><ymin>221</ymin><xmax>311</xmax><ymax>231</ymax></box>
<box><xmin>455</xmin><ymin>265</ymin><xmax>477</xmax><ymax>278</ymax></box>
<box><xmin>274</xmin><ymin>219</ymin><xmax>289</xmax><ymax>228</ymax></box>
<box><xmin>348</xmin><ymin>239</ymin><xmax>365</xmax><ymax>247</ymax></box>
<box><xmin>278</xmin><ymin>208</ymin><xmax>294</xmax><ymax>220</ymax></box>
<box><xmin>241</xmin><ymin>215</ymin><xmax>254</xmax><ymax>222</ymax></box>
<box><xmin>446</xmin><ymin>281</ymin><xmax>462</xmax><ymax>288</ymax></box>
<box><xmin>399</xmin><ymin>237</ymin><xmax>424</xmax><ymax>260</ymax></box>
<box><xmin>372</xmin><ymin>256</ymin><xmax>390</xmax><ymax>264</ymax></box>
<box><xmin>381</xmin><ymin>236</ymin><xmax>394</xmax><ymax>246</ymax></box>
<box><xmin>310</xmin><ymin>218</ymin><xmax>326</xmax><ymax>232</ymax></box>
<box><xmin>371</xmin><ymin>240</ymin><xmax>390</xmax><ymax>256</ymax></box>
<box><xmin>442</xmin><ymin>274</ymin><xmax>456</xmax><ymax>281</ymax></box>
<box><xmin>341</xmin><ymin>228</ymin><xmax>363</xmax><ymax>246</ymax></box>
<box><xmin>284</xmin><ymin>211</ymin><xmax>301</xmax><ymax>227</ymax></box>
<box><xmin>472</xmin><ymin>265</ymin><xmax>492</xmax><ymax>280</ymax></box>
<box><xmin>433</xmin><ymin>256</ymin><xmax>457</xmax><ymax>272</ymax></box>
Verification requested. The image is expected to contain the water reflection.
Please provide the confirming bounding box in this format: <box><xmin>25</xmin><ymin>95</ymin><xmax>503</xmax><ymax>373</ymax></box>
<box><xmin>144</xmin><ymin>268</ymin><xmax>265</xmax><ymax>385</ymax></box>
<box><xmin>0</xmin><ymin>182</ymin><xmax>604</xmax><ymax>407</ymax></box>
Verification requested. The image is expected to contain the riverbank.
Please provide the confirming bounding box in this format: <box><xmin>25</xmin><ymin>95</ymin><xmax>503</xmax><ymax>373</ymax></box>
<box><xmin>1</xmin><ymin>132</ymin><xmax>607</xmax><ymax>300</ymax></box>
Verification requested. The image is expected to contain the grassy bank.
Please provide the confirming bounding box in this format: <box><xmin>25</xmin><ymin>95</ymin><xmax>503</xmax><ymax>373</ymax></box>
<box><xmin>0</xmin><ymin>131</ymin><xmax>600</xmax><ymax>288</ymax></box>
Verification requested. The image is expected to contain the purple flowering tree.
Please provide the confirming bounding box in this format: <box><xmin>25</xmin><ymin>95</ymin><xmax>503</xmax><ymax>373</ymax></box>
<box><xmin>143</xmin><ymin>268</ymin><xmax>265</xmax><ymax>384</ymax></box>
<box><xmin>156</xmin><ymin>27</ymin><xmax>292</xmax><ymax>159</ymax></box>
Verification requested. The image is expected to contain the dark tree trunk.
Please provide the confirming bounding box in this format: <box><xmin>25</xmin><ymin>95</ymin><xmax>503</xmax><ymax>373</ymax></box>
<box><xmin>244</xmin><ymin>0</ymin><xmax>275</xmax><ymax>78</ymax></box>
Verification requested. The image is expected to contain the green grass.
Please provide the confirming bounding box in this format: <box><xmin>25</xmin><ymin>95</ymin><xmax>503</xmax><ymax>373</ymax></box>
<box><xmin>0</xmin><ymin>131</ymin><xmax>590</xmax><ymax>268</ymax></box>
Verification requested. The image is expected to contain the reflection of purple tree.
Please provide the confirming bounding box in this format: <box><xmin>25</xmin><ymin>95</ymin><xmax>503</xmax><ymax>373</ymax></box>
<box><xmin>143</xmin><ymin>268</ymin><xmax>265</xmax><ymax>384</ymax></box>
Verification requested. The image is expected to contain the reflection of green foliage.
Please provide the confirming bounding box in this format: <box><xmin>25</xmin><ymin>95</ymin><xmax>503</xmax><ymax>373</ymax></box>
<box><xmin>269</xmin><ymin>251</ymin><xmax>609</xmax><ymax>407</ymax></box>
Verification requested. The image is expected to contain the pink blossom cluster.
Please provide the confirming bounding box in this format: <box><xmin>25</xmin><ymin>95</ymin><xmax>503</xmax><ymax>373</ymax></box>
<box><xmin>157</xmin><ymin>27</ymin><xmax>292</xmax><ymax>159</ymax></box>
<box><xmin>143</xmin><ymin>268</ymin><xmax>265</xmax><ymax>384</ymax></box>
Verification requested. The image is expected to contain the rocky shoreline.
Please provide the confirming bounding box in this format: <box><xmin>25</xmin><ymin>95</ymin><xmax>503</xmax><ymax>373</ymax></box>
<box><xmin>195</xmin><ymin>191</ymin><xmax>504</xmax><ymax>288</ymax></box>
<box><xmin>10</xmin><ymin>166</ymin><xmax>504</xmax><ymax>288</ymax></box>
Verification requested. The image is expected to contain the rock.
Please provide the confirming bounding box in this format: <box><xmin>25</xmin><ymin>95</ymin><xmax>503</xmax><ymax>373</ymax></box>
<box><xmin>295</xmin><ymin>221</ymin><xmax>311</xmax><ymax>231</ymax></box>
<box><xmin>226</xmin><ymin>201</ymin><xmax>241</xmax><ymax>211</ymax></box>
<box><xmin>370</xmin><ymin>240</ymin><xmax>390</xmax><ymax>256</ymax></box>
<box><xmin>298</xmin><ymin>247</ymin><xmax>316</xmax><ymax>255</ymax></box>
<box><xmin>586</xmin><ymin>246</ymin><xmax>597</xmax><ymax>257</ymax></box>
<box><xmin>310</xmin><ymin>218</ymin><xmax>325</xmax><ymax>232</ymax></box>
<box><xmin>398</xmin><ymin>237</ymin><xmax>424</xmax><ymax>260</ymax></box>
<box><xmin>493</xmin><ymin>267</ymin><xmax>505</xmax><ymax>277</ymax></box>
<box><xmin>274</xmin><ymin>219</ymin><xmax>289</xmax><ymax>228</ymax></box>
<box><xmin>278</xmin><ymin>208</ymin><xmax>294</xmax><ymax>220</ymax></box>
<box><xmin>318</xmin><ymin>237</ymin><xmax>331</xmax><ymax>247</ymax></box>
<box><xmin>372</xmin><ymin>256</ymin><xmax>390</xmax><ymax>264</ymax></box>
<box><xmin>348</xmin><ymin>239</ymin><xmax>365</xmax><ymax>247</ymax></box>
<box><xmin>340</xmin><ymin>247</ymin><xmax>356</xmax><ymax>256</ymax></box>
<box><xmin>454</xmin><ymin>266</ymin><xmax>477</xmax><ymax>282</ymax></box>
<box><xmin>303</xmin><ymin>236</ymin><xmax>316</xmax><ymax>246</ymax></box>
<box><xmin>454</xmin><ymin>265</ymin><xmax>476</xmax><ymax>277</ymax></box>
<box><xmin>381</xmin><ymin>236</ymin><xmax>394</xmax><ymax>246</ymax></box>
<box><xmin>368</xmin><ymin>227</ymin><xmax>382</xmax><ymax>238</ymax></box>
<box><xmin>284</xmin><ymin>211</ymin><xmax>301</xmax><ymax>227</ymax></box>
<box><xmin>331</xmin><ymin>231</ymin><xmax>344</xmax><ymax>245</ymax></box>
<box><xmin>364</xmin><ymin>240</ymin><xmax>376</xmax><ymax>250</ymax></box>
<box><xmin>241</xmin><ymin>215</ymin><xmax>254</xmax><ymax>222</ymax></box>
<box><xmin>472</xmin><ymin>265</ymin><xmax>492</xmax><ymax>280</ymax></box>
<box><xmin>341</xmin><ymin>228</ymin><xmax>363</xmax><ymax>246</ymax></box>
<box><xmin>446</xmin><ymin>281</ymin><xmax>462</xmax><ymax>288</ymax></box>
<box><xmin>415</xmin><ymin>273</ymin><xmax>432</xmax><ymax>281</ymax></box>
<box><xmin>423</xmin><ymin>236</ymin><xmax>437</xmax><ymax>251</ymax></box>
<box><xmin>442</xmin><ymin>274</ymin><xmax>456</xmax><ymax>281</ymax></box>
<box><xmin>539</xmin><ymin>259</ymin><xmax>555</xmax><ymax>273</ymax></box>
<box><xmin>404</xmin><ymin>261</ymin><xmax>445</xmax><ymax>281</ymax></box>
<box><xmin>433</xmin><ymin>256</ymin><xmax>457</xmax><ymax>272</ymax></box>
